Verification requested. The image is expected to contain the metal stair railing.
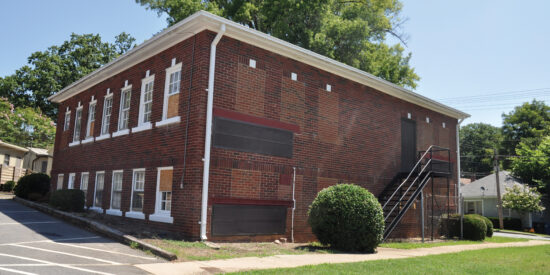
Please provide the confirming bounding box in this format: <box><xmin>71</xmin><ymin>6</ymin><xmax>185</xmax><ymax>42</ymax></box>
<box><xmin>381</xmin><ymin>145</ymin><xmax>450</xmax><ymax>241</ymax></box>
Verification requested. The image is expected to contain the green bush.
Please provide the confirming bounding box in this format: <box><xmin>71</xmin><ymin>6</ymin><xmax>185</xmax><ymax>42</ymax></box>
<box><xmin>479</xmin><ymin>216</ymin><xmax>494</xmax><ymax>237</ymax></box>
<box><xmin>14</xmin><ymin>173</ymin><xmax>50</xmax><ymax>199</ymax></box>
<box><xmin>308</xmin><ymin>184</ymin><xmax>384</xmax><ymax>252</ymax></box>
<box><xmin>487</xmin><ymin>217</ymin><xmax>523</xmax><ymax>230</ymax></box>
<box><xmin>49</xmin><ymin>189</ymin><xmax>85</xmax><ymax>212</ymax></box>
<box><xmin>463</xmin><ymin>214</ymin><xmax>487</xmax><ymax>241</ymax></box>
<box><xmin>441</xmin><ymin>214</ymin><xmax>461</xmax><ymax>238</ymax></box>
<box><xmin>2</xmin><ymin>181</ymin><xmax>15</xmax><ymax>192</ymax></box>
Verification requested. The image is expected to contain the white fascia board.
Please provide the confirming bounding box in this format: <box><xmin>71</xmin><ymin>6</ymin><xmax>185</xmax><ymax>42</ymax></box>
<box><xmin>49</xmin><ymin>11</ymin><xmax>469</xmax><ymax>120</ymax></box>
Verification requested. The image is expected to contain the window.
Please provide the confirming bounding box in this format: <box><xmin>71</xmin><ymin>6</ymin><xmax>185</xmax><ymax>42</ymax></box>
<box><xmin>101</xmin><ymin>95</ymin><xmax>113</xmax><ymax>136</ymax></box>
<box><xmin>118</xmin><ymin>88</ymin><xmax>131</xmax><ymax>131</ymax></box>
<box><xmin>3</xmin><ymin>154</ymin><xmax>9</xmax><ymax>166</ymax></box>
<box><xmin>93</xmin><ymin>172</ymin><xmax>104</xmax><ymax>208</ymax></box>
<box><xmin>137</xmin><ymin>75</ymin><xmax>154</xmax><ymax>129</ymax></box>
<box><xmin>110</xmin><ymin>171</ymin><xmax>123</xmax><ymax>211</ymax></box>
<box><xmin>160</xmin><ymin>62</ymin><xmax>182</xmax><ymax>124</ymax></box>
<box><xmin>81</xmin><ymin>172</ymin><xmax>89</xmax><ymax>203</ymax></box>
<box><xmin>64</xmin><ymin>111</ymin><xmax>71</xmax><ymax>131</ymax></box>
<box><xmin>86</xmin><ymin>102</ymin><xmax>96</xmax><ymax>138</ymax></box>
<box><xmin>41</xmin><ymin>161</ymin><xmax>47</xmax><ymax>173</ymax></box>
<box><xmin>57</xmin><ymin>174</ymin><xmax>64</xmax><ymax>190</ymax></box>
<box><xmin>73</xmin><ymin>107</ymin><xmax>82</xmax><ymax>142</ymax></box>
<box><xmin>464</xmin><ymin>200</ymin><xmax>483</xmax><ymax>215</ymax></box>
<box><xmin>68</xmin><ymin>173</ymin><xmax>76</xmax><ymax>189</ymax></box>
<box><xmin>131</xmin><ymin>169</ymin><xmax>145</xmax><ymax>213</ymax></box>
<box><xmin>150</xmin><ymin>167</ymin><xmax>173</xmax><ymax>223</ymax></box>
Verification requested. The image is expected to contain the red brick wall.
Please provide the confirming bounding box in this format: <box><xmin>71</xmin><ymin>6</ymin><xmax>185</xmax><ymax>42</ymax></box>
<box><xmin>51</xmin><ymin>29</ymin><xmax>458</xmax><ymax>242</ymax></box>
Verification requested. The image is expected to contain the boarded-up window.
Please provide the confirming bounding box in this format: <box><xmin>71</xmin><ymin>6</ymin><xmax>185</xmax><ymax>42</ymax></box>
<box><xmin>213</xmin><ymin>117</ymin><xmax>293</xmax><ymax>158</ymax></box>
<box><xmin>167</xmin><ymin>93</ymin><xmax>179</xmax><ymax>119</ymax></box>
<box><xmin>212</xmin><ymin>204</ymin><xmax>287</xmax><ymax>236</ymax></box>
<box><xmin>158</xmin><ymin>169</ymin><xmax>172</xmax><ymax>211</ymax></box>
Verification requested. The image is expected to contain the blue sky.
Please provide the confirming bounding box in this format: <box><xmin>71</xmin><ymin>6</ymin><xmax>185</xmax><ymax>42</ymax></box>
<box><xmin>1</xmin><ymin>0</ymin><xmax>548</xmax><ymax>126</ymax></box>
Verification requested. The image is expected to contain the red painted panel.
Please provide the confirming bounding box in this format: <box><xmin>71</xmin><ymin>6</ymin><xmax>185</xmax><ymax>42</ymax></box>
<box><xmin>213</xmin><ymin>107</ymin><xmax>301</xmax><ymax>133</ymax></box>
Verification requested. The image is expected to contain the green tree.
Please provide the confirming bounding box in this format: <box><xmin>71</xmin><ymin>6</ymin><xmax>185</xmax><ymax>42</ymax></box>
<box><xmin>502</xmin><ymin>184</ymin><xmax>545</xmax><ymax>214</ymax></box>
<box><xmin>501</xmin><ymin>100</ymin><xmax>550</xmax><ymax>157</ymax></box>
<box><xmin>510</xmin><ymin>136</ymin><xmax>550</xmax><ymax>193</ymax></box>
<box><xmin>460</xmin><ymin>123</ymin><xmax>501</xmax><ymax>178</ymax></box>
<box><xmin>0</xmin><ymin>32</ymin><xmax>136</xmax><ymax>119</ymax></box>
<box><xmin>136</xmin><ymin>0</ymin><xmax>420</xmax><ymax>88</ymax></box>
<box><xmin>0</xmin><ymin>97</ymin><xmax>55</xmax><ymax>148</ymax></box>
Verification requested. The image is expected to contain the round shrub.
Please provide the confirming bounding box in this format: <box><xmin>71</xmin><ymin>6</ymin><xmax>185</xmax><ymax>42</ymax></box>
<box><xmin>479</xmin><ymin>216</ymin><xmax>493</xmax><ymax>237</ymax></box>
<box><xmin>49</xmin><ymin>189</ymin><xmax>85</xmax><ymax>212</ymax></box>
<box><xmin>2</xmin><ymin>181</ymin><xmax>15</xmax><ymax>192</ymax></box>
<box><xmin>308</xmin><ymin>184</ymin><xmax>384</xmax><ymax>252</ymax></box>
<box><xmin>463</xmin><ymin>214</ymin><xmax>487</xmax><ymax>241</ymax></box>
<box><xmin>14</xmin><ymin>173</ymin><xmax>50</xmax><ymax>199</ymax></box>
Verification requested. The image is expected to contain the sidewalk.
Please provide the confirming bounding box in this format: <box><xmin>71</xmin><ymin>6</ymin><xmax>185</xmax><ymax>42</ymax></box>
<box><xmin>136</xmin><ymin>239</ymin><xmax>549</xmax><ymax>275</ymax></box>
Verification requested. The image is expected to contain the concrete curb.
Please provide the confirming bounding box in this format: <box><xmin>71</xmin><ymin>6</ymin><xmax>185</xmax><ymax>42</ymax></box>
<box><xmin>13</xmin><ymin>196</ymin><xmax>177</xmax><ymax>261</ymax></box>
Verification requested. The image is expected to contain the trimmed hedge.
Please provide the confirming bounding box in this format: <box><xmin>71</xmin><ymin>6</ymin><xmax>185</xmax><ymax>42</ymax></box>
<box><xmin>463</xmin><ymin>214</ymin><xmax>487</xmax><ymax>241</ymax></box>
<box><xmin>308</xmin><ymin>184</ymin><xmax>384</xmax><ymax>252</ymax></box>
<box><xmin>49</xmin><ymin>189</ymin><xmax>85</xmax><ymax>212</ymax></box>
<box><xmin>487</xmin><ymin>217</ymin><xmax>523</xmax><ymax>230</ymax></box>
<box><xmin>2</xmin><ymin>181</ymin><xmax>15</xmax><ymax>192</ymax></box>
<box><xmin>480</xmin><ymin>216</ymin><xmax>494</xmax><ymax>237</ymax></box>
<box><xmin>14</xmin><ymin>173</ymin><xmax>50</xmax><ymax>200</ymax></box>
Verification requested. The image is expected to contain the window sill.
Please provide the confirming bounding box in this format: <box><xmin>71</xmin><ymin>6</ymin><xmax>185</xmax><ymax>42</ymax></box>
<box><xmin>68</xmin><ymin>141</ymin><xmax>81</xmax><ymax>147</ymax></box>
<box><xmin>149</xmin><ymin>213</ymin><xmax>173</xmax><ymax>223</ymax></box>
<box><xmin>106</xmin><ymin>209</ymin><xmax>123</xmax><ymax>216</ymax></box>
<box><xmin>89</xmin><ymin>207</ymin><xmax>103</xmax><ymax>213</ymax></box>
<box><xmin>131</xmin><ymin>123</ymin><xmax>152</xmax><ymax>133</ymax></box>
<box><xmin>155</xmin><ymin>116</ymin><xmax>180</xmax><ymax>127</ymax></box>
<box><xmin>95</xmin><ymin>134</ymin><xmax>111</xmax><ymax>141</ymax></box>
<box><xmin>125</xmin><ymin>211</ymin><xmax>145</xmax><ymax>220</ymax></box>
<box><xmin>81</xmin><ymin>137</ymin><xmax>94</xmax><ymax>144</ymax></box>
<box><xmin>112</xmin><ymin>129</ymin><xmax>129</xmax><ymax>137</ymax></box>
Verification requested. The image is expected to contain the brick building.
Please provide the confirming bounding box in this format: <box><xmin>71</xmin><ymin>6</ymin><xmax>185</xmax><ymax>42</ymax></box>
<box><xmin>49</xmin><ymin>11</ymin><xmax>469</xmax><ymax>242</ymax></box>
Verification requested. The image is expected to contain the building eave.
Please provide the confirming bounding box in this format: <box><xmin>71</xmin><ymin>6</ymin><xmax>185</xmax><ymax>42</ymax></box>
<box><xmin>48</xmin><ymin>11</ymin><xmax>469</xmax><ymax>120</ymax></box>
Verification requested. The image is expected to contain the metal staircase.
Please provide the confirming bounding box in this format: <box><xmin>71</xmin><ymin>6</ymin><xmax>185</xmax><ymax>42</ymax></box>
<box><xmin>379</xmin><ymin>145</ymin><xmax>452</xmax><ymax>241</ymax></box>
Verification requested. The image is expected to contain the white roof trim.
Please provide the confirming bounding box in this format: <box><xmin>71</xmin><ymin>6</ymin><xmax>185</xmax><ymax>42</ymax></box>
<box><xmin>48</xmin><ymin>11</ymin><xmax>469</xmax><ymax>119</ymax></box>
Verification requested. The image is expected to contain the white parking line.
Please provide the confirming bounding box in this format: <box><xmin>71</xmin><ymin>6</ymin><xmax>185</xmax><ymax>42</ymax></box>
<box><xmin>10</xmin><ymin>244</ymin><xmax>121</xmax><ymax>265</ymax></box>
<box><xmin>1</xmin><ymin>211</ymin><xmax>38</xmax><ymax>213</ymax></box>
<box><xmin>0</xmin><ymin>236</ymin><xmax>102</xmax><ymax>246</ymax></box>
<box><xmin>0</xmin><ymin>221</ymin><xmax>60</xmax><ymax>226</ymax></box>
<box><xmin>0</xmin><ymin>253</ymin><xmax>115</xmax><ymax>275</ymax></box>
<box><xmin>0</xmin><ymin>267</ymin><xmax>38</xmax><ymax>275</ymax></box>
<box><xmin>51</xmin><ymin>242</ymin><xmax>157</xmax><ymax>260</ymax></box>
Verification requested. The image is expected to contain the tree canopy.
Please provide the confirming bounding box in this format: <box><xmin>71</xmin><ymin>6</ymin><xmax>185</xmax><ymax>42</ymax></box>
<box><xmin>0</xmin><ymin>97</ymin><xmax>55</xmax><ymax>148</ymax></box>
<box><xmin>501</xmin><ymin>100</ymin><xmax>550</xmax><ymax>156</ymax></box>
<box><xmin>511</xmin><ymin>136</ymin><xmax>550</xmax><ymax>194</ymax></box>
<box><xmin>502</xmin><ymin>184</ymin><xmax>545</xmax><ymax>213</ymax></box>
<box><xmin>135</xmin><ymin>0</ymin><xmax>420</xmax><ymax>88</ymax></box>
<box><xmin>459</xmin><ymin>123</ymin><xmax>501</xmax><ymax>178</ymax></box>
<box><xmin>0</xmin><ymin>33</ymin><xmax>136</xmax><ymax>119</ymax></box>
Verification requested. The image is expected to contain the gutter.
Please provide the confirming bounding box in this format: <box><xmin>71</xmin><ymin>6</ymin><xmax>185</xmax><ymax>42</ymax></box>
<box><xmin>200</xmin><ymin>24</ymin><xmax>226</xmax><ymax>241</ymax></box>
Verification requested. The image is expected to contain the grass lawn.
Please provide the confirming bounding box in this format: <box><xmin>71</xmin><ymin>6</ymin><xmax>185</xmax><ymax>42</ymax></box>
<box><xmin>231</xmin><ymin>244</ymin><xmax>550</xmax><ymax>275</ymax></box>
<box><xmin>143</xmin><ymin>236</ymin><xmax>530</xmax><ymax>261</ymax></box>
<box><xmin>380</xmin><ymin>236</ymin><xmax>528</xmax><ymax>249</ymax></box>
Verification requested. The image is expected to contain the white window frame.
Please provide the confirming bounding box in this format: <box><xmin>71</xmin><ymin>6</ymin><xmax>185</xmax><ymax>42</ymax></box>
<box><xmin>114</xmin><ymin>86</ymin><xmax>132</xmax><ymax>137</ymax></box>
<box><xmin>91</xmin><ymin>171</ymin><xmax>105</xmax><ymax>212</ymax></box>
<box><xmin>81</xmin><ymin>172</ymin><xmax>89</xmax><ymax>203</ymax></box>
<box><xmin>97</xmin><ymin>94</ymin><xmax>113</xmax><ymax>141</ymax></box>
<box><xmin>57</xmin><ymin>174</ymin><xmax>64</xmax><ymax>190</ymax></box>
<box><xmin>67</xmin><ymin>173</ymin><xmax>76</xmax><ymax>189</ymax></box>
<box><xmin>83</xmin><ymin>99</ymin><xmax>97</xmax><ymax>143</ymax></box>
<box><xmin>107</xmin><ymin>170</ymin><xmax>123</xmax><ymax>216</ymax></box>
<box><xmin>64</xmin><ymin>111</ymin><xmax>71</xmax><ymax>131</ymax></box>
<box><xmin>127</xmin><ymin>168</ymin><xmax>146</xmax><ymax>219</ymax></box>
<box><xmin>133</xmin><ymin>74</ymin><xmax>155</xmax><ymax>133</ymax></box>
<box><xmin>149</xmin><ymin>166</ymin><xmax>174</xmax><ymax>223</ymax></box>
<box><xmin>158</xmin><ymin>62</ymin><xmax>182</xmax><ymax>127</ymax></box>
<box><xmin>69</xmin><ymin>106</ymin><xmax>83</xmax><ymax>146</ymax></box>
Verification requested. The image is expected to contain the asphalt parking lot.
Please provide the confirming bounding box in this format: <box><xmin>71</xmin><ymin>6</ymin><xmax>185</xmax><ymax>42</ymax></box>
<box><xmin>0</xmin><ymin>194</ymin><xmax>164</xmax><ymax>275</ymax></box>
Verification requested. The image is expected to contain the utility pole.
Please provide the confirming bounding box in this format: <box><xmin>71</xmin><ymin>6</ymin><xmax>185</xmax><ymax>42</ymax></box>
<box><xmin>494</xmin><ymin>148</ymin><xmax>504</xmax><ymax>229</ymax></box>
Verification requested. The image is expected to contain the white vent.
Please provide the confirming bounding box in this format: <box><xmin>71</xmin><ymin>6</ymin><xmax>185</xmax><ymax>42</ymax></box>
<box><xmin>249</xmin><ymin>59</ymin><xmax>256</xmax><ymax>68</ymax></box>
<box><xmin>426</xmin><ymin>117</ymin><xmax>430</xmax><ymax>123</ymax></box>
<box><xmin>442</xmin><ymin>122</ymin><xmax>446</xmax><ymax>128</ymax></box>
<box><xmin>291</xmin><ymin>72</ymin><xmax>297</xmax><ymax>81</ymax></box>
<box><xmin>407</xmin><ymin>113</ymin><xmax>412</xmax><ymax>119</ymax></box>
<box><xmin>326</xmin><ymin>84</ymin><xmax>332</xmax><ymax>92</ymax></box>
<box><xmin>171</xmin><ymin>58</ymin><xmax>176</xmax><ymax>66</ymax></box>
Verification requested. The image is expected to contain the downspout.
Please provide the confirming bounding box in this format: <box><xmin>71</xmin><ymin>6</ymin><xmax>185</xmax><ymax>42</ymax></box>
<box><xmin>200</xmin><ymin>24</ymin><xmax>226</xmax><ymax>241</ymax></box>
<box><xmin>291</xmin><ymin>167</ymin><xmax>296</xmax><ymax>243</ymax></box>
